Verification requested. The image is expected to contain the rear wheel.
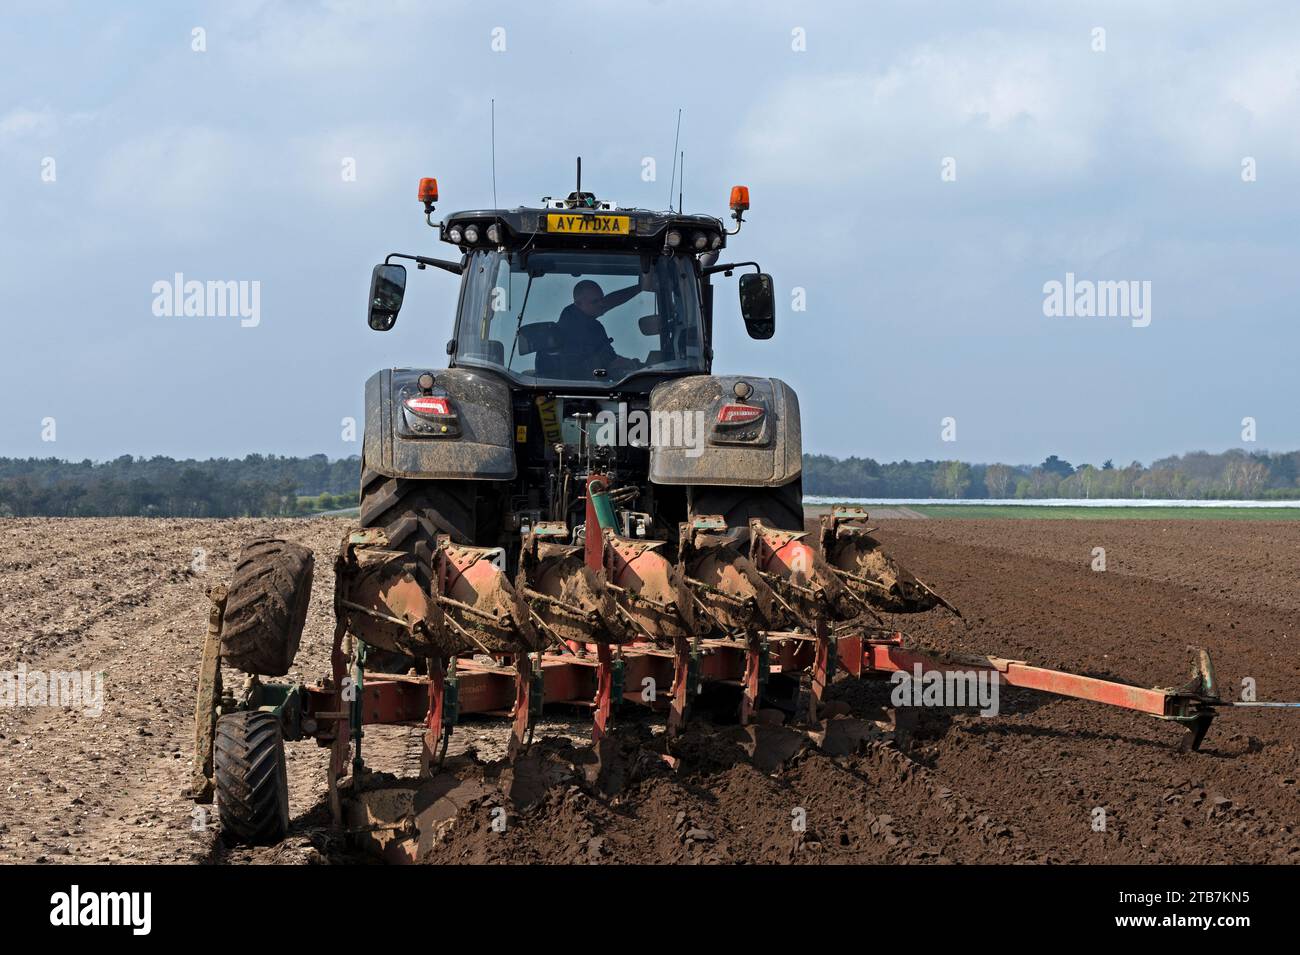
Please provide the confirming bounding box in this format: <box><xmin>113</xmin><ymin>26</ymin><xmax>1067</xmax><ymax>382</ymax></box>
<box><xmin>359</xmin><ymin>466</ymin><xmax>477</xmax><ymax>555</ymax></box>
<box><xmin>221</xmin><ymin>538</ymin><xmax>313</xmax><ymax>676</ymax></box>
<box><xmin>358</xmin><ymin>465</ymin><xmax>481</xmax><ymax>672</ymax></box>
<box><xmin>214</xmin><ymin>711</ymin><xmax>289</xmax><ymax>845</ymax></box>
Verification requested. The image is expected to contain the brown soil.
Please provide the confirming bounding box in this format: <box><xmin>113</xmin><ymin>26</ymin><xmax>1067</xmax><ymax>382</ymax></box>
<box><xmin>0</xmin><ymin>516</ymin><xmax>1296</xmax><ymax>864</ymax></box>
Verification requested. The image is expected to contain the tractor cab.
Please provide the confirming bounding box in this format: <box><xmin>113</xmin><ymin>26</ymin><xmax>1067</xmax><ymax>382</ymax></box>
<box><xmin>451</xmin><ymin>246</ymin><xmax>706</xmax><ymax>389</ymax></box>
<box><xmin>365</xmin><ymin>175</ymin><xmax>776</xmax><ymax>394</ymax></box>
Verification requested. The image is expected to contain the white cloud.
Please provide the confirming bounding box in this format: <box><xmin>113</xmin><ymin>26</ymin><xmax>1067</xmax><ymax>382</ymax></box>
<box><xmin>225</xmin><ymin>0</ymin><xmax>424</xmax><ymax>76</ymax></box>
<box><xmin>1151</xmin><ymin>40</ymin><xmax>1300</xmax><ymax>167</ymax></box>
<box><xmin>0</xmin><ymin>107</ymin><xmax>56</xmax><ymax>138</ymax></box>
<box><xmin>289</xmin><ymin>125</ymin><xmax>432</xmax><ymax>201</ymax></box>
<box><xmin>739</xmin><ymin>33</ymin><xmax>1104</xmax><ymax>190</ymax></box>
<box><xmin>91</xmin><ymin>126</ymin><xmax>256</xmax><ymax>240</ymax></box>
<box><xmin>742</xmin><ymin>25</ymin><xmax>1300</xmax><ymax>193</ymax></box>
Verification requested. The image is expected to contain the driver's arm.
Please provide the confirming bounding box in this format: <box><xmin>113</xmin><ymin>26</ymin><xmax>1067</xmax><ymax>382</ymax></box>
<box><xmin>594</xmin><ymin>275</ymin><xmax>650</xmax><ymax>315</ymax></box>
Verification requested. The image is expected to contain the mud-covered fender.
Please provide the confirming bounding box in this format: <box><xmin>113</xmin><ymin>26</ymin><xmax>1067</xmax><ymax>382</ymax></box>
<box><xmin>648</xmin><ymin>375</ymin><xmax>801</xmax><ymax>487</ymax></box>
<box><xmin>363</xmin><ymin>367</ymin><xmax>516</xmax><ymax>480</ymax></box>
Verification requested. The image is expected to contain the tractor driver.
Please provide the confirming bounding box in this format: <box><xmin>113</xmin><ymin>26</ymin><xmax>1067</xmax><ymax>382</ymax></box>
<box><xmin>557</xmin><ymin>276</ymin><xmax>650</xmax><ymax>377</ymax></box>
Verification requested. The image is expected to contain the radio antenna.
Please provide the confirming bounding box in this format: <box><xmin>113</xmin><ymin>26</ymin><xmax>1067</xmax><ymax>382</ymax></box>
<box><xmin>667</xmin><ymin>108</ymin><xmax>682</xmax><ymax>210</ymax></box>
<box><xmin>491</xmin><ymin>98</ymin><xmax>498</xmax><ymax>208</ymax></box>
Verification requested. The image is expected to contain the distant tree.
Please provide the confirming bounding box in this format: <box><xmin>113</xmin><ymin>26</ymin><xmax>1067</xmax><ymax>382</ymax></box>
<box><xmin>1224</xmin><ymin>458</ymin><xmax>1269</xmax><ymax>498</ymax></box>
<box><xmin>932</xmin><ymin>461</ymin><xmax>972</xmax><ymax>499</ymax></box>
<box><xmin>1028</xmin><ymin>468</ymin><xmax>1061</xmax><ymax>497</ymax></box>
<box><xmin>1136</xmin><ymin>466</ymin><xmax>1174</xmax><ymax>498</ymax></box>
<box><xmin>983</xmin><ymin>463</ymin><xmax>1013</xmax><ymax>498</ymax></box>
<box><xmin>1040</xmin><ymin>455</ymin><xmax>1074</xmax><ymax>477</ymax></box>
<box><xmin>1076</xmin><ymin>464</ymin><xmax>1099</xmax><ymax>498</ymax></box>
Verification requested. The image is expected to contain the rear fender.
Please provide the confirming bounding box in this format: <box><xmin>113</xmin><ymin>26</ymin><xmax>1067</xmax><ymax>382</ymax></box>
<box><xmin>648</xmin><ymin>375</ymin><xmax>801</xmax><ymax>487</ymax></box>
<box><xmin>363</xmin><ymin>368</ymin><xmax>516</xmax><ymax>480</ymax></box>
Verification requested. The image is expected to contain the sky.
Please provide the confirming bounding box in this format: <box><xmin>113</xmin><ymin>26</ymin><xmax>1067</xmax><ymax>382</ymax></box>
<box><xmin>1</xmin><ymin>0</ymin><xmax>1298</xmax><ymax>467</ymax></box>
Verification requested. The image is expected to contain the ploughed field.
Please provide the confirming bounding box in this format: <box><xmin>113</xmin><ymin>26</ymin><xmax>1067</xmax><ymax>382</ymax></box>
<box><xmin>0</xmin><ymin>516</ymin><xmax>1296</xmax><ymax>864</ymax></box>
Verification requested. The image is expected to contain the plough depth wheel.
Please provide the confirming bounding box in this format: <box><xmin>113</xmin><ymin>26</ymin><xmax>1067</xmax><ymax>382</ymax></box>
<box><xmin>214</xmin><ymin>710</ymin><xmax>290</xmax><ymax>845</ymax></box>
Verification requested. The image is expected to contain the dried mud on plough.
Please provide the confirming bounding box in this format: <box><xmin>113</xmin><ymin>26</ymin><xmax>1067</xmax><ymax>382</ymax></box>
<box><xmin>185</xmin><ymin>498</ymin><xmax>1282</xmax><ymax>861</ymax></box>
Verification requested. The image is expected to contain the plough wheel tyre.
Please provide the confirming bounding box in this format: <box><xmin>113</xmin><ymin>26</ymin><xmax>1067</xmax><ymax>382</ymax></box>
<box><xmin>214</xmin><ymin>711</ymin><xmax>290</xmax><ymax>846</ymax></box>
<box><xmin>691</xmin><ymin>478</ymin><xmax>805</xmax><ymax>534</ymax></box>
<box><xmin>221</xmin><ymin>538</ymin><xmax>314</xmax><ymax>677</ymax></box>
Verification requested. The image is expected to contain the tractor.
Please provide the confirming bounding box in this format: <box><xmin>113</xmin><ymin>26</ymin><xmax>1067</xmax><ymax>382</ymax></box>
<box><xmin>187</xmin><ymin>167</ymin><xmax>1237</xmax><ymax>849</ymax></box>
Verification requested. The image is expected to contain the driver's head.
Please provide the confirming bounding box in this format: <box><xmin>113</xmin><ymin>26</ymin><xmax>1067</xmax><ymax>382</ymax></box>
<box><xmin>572</xmin><ymin>280</ymin><xmax>604</xmax><ymax>316</ymax></box>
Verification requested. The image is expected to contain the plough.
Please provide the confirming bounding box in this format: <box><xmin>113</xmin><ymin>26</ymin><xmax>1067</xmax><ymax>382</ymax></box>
<box><xmin>187</xmin><ymin>499</ymin><xmax>1265</xmax><ymax>847</ymax></box>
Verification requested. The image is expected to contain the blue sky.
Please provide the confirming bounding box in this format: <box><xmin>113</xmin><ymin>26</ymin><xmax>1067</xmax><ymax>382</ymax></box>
<box><xmin>1</xmin><ymin>0</ymin><xmax>1297</xmax><ymax>467</ymax></box>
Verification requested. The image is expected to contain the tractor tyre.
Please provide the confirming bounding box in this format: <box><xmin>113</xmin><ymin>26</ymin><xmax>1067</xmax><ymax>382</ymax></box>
<box><xmin>359</xmin><ymin>466</ymin><xmax>477</xmax><ymax>555</ymax></box>
<box><xmin>221</xmin><ymin>538</ymin><xmax>314</xmax><ymax>677</ymax></box>
<box><xmin>690</xmin><ymin>477</ymin><xmax>805</xmax><ymax>534</ymax></box>
<box><xmin>358</xmin><ymin>466</ymin><xmax>478</xmax><ymax>672</ymax></box>
<box><xmin>214</xmin><ymin>711</ymin><xmax>290</xmax><ymax>845</ymax></box>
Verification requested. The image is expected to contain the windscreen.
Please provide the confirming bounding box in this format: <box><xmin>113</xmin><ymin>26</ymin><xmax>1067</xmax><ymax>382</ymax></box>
<box><xmin>453</xmin><ymin>250</ymin><xmax>706</xmax><ymax>386</ymax></box>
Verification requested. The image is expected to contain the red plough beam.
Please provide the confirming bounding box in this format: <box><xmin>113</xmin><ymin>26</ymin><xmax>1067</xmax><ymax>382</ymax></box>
<box><xmin>302</xmin><ymin>630</ymin><xmax>1223</xmax><ymax>753</ymax></box>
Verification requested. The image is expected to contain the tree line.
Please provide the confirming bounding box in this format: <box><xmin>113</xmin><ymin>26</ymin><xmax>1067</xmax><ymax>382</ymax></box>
<box><xmin>0</xmin><ymin>455</ymin><xmax>360</xmax><ymax>517</ymax></box>
<box><xmin>0</xmin><ymin>447</ymin><xmax>1296</xmax><ymax>517</ymax></box>
<box><xmin>803</xmin><ymin>449</ymin><xmax>1300</xmax><ymax>500</ymax></box>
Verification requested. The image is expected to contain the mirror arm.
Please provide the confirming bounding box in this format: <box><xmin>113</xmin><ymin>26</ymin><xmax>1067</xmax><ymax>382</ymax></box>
<box><xmin>385</xmin><ymin>252</ymin><xmax>463</xmax><ymax>275</ymax></box>
<box><xmin>702</xmin><ymin>260</ymin><xmax>760</xmax><ymax>278</ymax></box>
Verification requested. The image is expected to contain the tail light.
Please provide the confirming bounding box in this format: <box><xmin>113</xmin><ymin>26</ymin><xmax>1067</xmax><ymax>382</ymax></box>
<box><xmin>717</xmin><ymin>403</ymin><xmax>764</xmax><ymax>426</ymax></box>
<box><xmin>712</xmin><ymin>400</ymin><xmax>767</xmax><ymax>446</ymax></box>
<box><xmin>405</xmin><ymin>395</ymin><xmax>451</xmax><ymax>417</ymax></box>
<box><xmin>402</xmin><ymin>392</ymin><xmax>460</xmax><ymax>437</ymax></box>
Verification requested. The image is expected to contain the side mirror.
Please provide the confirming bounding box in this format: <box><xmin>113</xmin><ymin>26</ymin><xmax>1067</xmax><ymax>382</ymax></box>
<box><xmin>368</xmin><ymin>263</ymin><xmax>407</xmax><ymax>331</ymax></box>
<box><xmin>739</xmin><ymin>272</ymin><xmax>775</xmax><ymax>340</ymax></box>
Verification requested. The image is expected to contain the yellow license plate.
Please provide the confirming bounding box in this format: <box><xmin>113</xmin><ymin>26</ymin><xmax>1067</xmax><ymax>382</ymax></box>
<box><xmin>546</xmin><ymin>213</ymin><xmax>630</xmax><ymax>235</ymax></box>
